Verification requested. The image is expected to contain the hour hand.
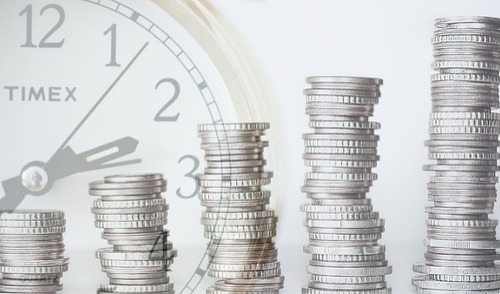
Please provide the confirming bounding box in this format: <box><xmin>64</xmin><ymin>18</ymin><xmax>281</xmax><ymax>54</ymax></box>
<box><xmin>45</xmin><ymin>136</ymin><xmax>141</xmax><ymax>181</ymax></box>
<box><xmin>0</xmin><ymin>136</ymin><xmax>141</xmax><ymax>209</ymax></box>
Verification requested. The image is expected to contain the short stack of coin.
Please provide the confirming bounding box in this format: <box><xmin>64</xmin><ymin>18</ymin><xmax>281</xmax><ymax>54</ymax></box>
<box><xmin>197</xmin><ymin>122</ymin><xmax>285</xmax><ymax>293</ymax></box>
<box><xmin>0</xmin><ymin>210</ymin><xmax>68</xmax><ymax>293</ymax></box>
<box><xmin>413</xmin><ymin>16</ymin><xmax>500</xmax><ymax>293</ymax></box>
<box><xmin>89</xmin><ymin>173</ymin><xmax>176</xmax><ymax>294</ymax></box>
<box><xmin>301</xmin><ymin>76</ymin><xmax>392</xmax><ymax>294</ymax></box>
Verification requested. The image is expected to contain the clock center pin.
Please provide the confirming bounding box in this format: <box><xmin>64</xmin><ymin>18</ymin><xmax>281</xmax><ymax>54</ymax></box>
<box><xmin>21</xmin><ymin>164</ymin><xmax>48</xmax><ymax>193</ymax></box>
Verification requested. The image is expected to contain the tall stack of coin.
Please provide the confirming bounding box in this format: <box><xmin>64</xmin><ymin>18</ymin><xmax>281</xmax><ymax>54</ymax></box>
<box><xmin>89</xmin><ymin>173</ymin><xmax>176</xmax><ymax>294</ymax></box>
<box><xmin>197</xmin><ymin>123</ymin><xmax>285</xmax><ymax>293</ymax></box>
<box><xmin>413</xmin><ymin>17</ymin><xmax>500</xmax><ymax>292</ymax></box>
<box><xmin>301</xmin><ymin>76</ymin><xmax>392</xmax><ymax>294</ymax></box>
<box><xmin>0</xmin><ymin>210</ymin><xmax>68</xmax><ymax>293</ymax></box>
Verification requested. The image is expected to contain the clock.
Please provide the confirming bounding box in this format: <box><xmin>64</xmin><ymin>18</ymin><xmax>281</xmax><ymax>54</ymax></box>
<box><xmin>0</xmin><ymin>0</ymin><xmax>282</xmax><ymax>292</ymax></box>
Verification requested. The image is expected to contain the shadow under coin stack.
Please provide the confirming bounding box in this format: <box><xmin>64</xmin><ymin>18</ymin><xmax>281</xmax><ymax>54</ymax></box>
<box><xmin>301</xmin><ymin>76</ymin><xmax>392</xmax><ymax>294</ymax></box>
<box><xmin>89</xmin><ymin>173</ymin><xmax>176</xmax><ymax>294</ymax></box>
<box><xmin>197</xmin><ymin>123</ymin><xmax>285</xmax><ymax>293</ymax></box>
<box><xmin>0</xmin><ymin>210</ymin><xmax>68</xmax><ymax>293</ymax></box>
<box><xmin>413</xmin><ymin>17</ymin><xmax>500</xmax><ymax>293</ymax></box>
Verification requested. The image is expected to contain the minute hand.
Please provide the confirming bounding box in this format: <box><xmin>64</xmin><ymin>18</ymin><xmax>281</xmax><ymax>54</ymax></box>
<box><xmin>51</xmin><ymin>42</ymin><xmax>149</xmax><ymax>158</ymax></box>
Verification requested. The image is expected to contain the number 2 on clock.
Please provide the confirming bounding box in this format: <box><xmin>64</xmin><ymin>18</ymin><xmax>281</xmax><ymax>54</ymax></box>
<box><xmin>155</xmin><ymin>78</ymin><xmax>181</xmax><ymax>122</ymax></box>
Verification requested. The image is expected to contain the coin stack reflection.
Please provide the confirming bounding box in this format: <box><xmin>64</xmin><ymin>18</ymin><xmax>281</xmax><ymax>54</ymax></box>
<box><xmin>0</xmin><ymin>210</ymin><xmax>68</xmax><ymax>293</ymax></box>
<box><xmin>301</xmin><ymin>76</ymin><xmax>392</xmax><ymax>294</ymax></box>
<box><xmin>412</xmin><ymin>17</ymin><xmax>500</xmax><ymax>292</ymax></box>
<box><xmin>89</xmin><ymin>173</ymin><xmax>176</xmax><ymax>294</ymax></box>
<box><xmin>197</xmin><ymin>123</ymin><xmax>285</xmax><ymax>293</ymax></box>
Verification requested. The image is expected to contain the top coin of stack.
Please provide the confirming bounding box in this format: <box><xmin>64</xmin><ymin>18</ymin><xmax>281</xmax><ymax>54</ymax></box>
<box><xmin>197</xmin><ymin>122</ymin><xmax>285</xmax><ymax>293</ymax></box>
<box><xmin>301</xmin><ymin>76</ymin><xmax>392</xmax><ymax>294</ymax></box>
<box><xmin>413</xmin><ymin>16</ymin><xmax>500</xmax><ymax>293</ymax></box>
<box><xmin>0</xmin><ymin>210</ymin><xmax>68</xmax><ymax>293</ymax></box>
<box><xmin>89</xmin><ymin>173</ymin><xmax>176</xmax><ymax>294</ymax></box>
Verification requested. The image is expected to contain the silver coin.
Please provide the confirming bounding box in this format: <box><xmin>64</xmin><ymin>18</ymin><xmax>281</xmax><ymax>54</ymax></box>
<box><xmin>204</xmin><ymin>223</ymin><xmax>277</xmax><ymax>233</ymax></box>
<box><xmin>199</xmin><ymin>190</ymin><xmax>271</xmax><ymax>201</ymax></box>
<box><xmin>413</xmin><ymin>274</ymin><xmax>500</xmax><ymax>290</ymax></box>
<box><xmin>96</xmin><ymin>247</ymin><xmax>176</xmax><ymax>260</ymax></box>
<box><xmin>207</xmin><ymin>287</ymin><xmax>279</xmax><ymax>294</ymax></box>
<box><xmin>0</xmin><ymin>218</ymin><xmax>66</xmax><ymax>228</ymax></box>
<box><xmin>200</xmin><ymin>136</ymin><xmax>263</xmax><ymax>145</ymax></box>
<box><xmin>308</xmin><ymin>281</ymin><xmax>386</xmax><ymax>291</ymax></box>
<box><xmin>306</xmin><ymin>226</ymin><xmax>384</xmax><ymax>235</ymax></box>
<box><xmin>302</xmin><ymin>287</ymin><xmax>391</xmax><ymax>294</ymax></box>
<box><xmin>305</xmin><ymin>94</ymin><xmax>379</xmax><ymax>105</ymax></box>
<box><xmin>306</xmin><ymin>76</ymin><xmax>383</xmax><ymax>86</ymax></box>
<box><xmin>104</xmin><ymin>173</ymin><xmax>164</xmax><ymax>183</ymax></box>
<box><xmin>312</xmin><ymin>253</ymin><xmax>385</xmax><ymax>263</ymax></box>
<box><xmin>94</xmin><ymin>211</ymin><xmax>166</xmax><ymax>222</ymax></box>
<box><xmin>198</xmin><ymin>122</ymin><xmax>270</xmax><ymax>132</ymax></box>
<box><xmin>214</xmin><ymin>277</ymin><xmax>283</xmax><ymax>291</ymax></box>
<box><xmin>209</xmin><ymin>261</ymin><xmax>280</xmax><ymax>272</ymax></box>
<box><xmin>89</xmin><ymin>186</ymin><xmax>166</xmax><ymax>196</ymax></box>
<box><xmin>304</xmin><ymin>146</ymin><xmax>377</xmax><ymax>155</ymax></box>
<box><xmin>309</xmin><ymin>274</ymin><xmax>384</xmax><ymax>284</ymax></box>
<box><xmin>306</xmin><ymin>264</ymin><xmax>392</xmax><ymax>277</ymax></box>
<box><xmin>202</xmin><ymin>210</ymin><xmax>275</xmax><ymax>220</ymax></box>
<box><xmin>304</xmin><ymin>245</ymin><xmax>385</xmax><ymax>255</ymax></box>
<box><xmin>305</xmin><ymin>211</ymin><xmax>379</xmax><ymax>221</ymax></box>
<box><xmin>204</xmin><ymin>230</ymin><xmax>276</xmax><ymax>240</ymax></box>
<box><xmin>89</xmin><ymin>179</ymin><xmax>166</xmax><ymax>190</ymax></box>
<box><xmin>198</xmin><ymin>129</ymin><xmax>266</xmax><ymax>139</ymax></box>
<box><xmin>304</xmin><ymin>219</ymin><xmax>384</xmax><ymax>229</ymax></box>
<box><xmin>303</xmin><ymin>88</ymin><xmax>380</xmax><ymax>98</ymax></box>
<box><xmin>208</xmin><ymin>268</ymin><xmax>281</xmax><ymax>279</ymax></box>
<box><xmin>204</xmin><ymin>166</ymin><xmax>265</xmax><ymax>175</ymax></box>
<box><xmin>99</xmin><ymin>283</ymin><xmax>174</xmax><ymax>292</ymax></box>
<box><xmin>0</xmin><ymin>283</ymin><xmax>62</xmax><ymax>292</ymax></box>
<box><xmin>306</xmin><ymin>172</ymin><xmax>377</xmax><ymax>182</ymax></box>
<box><xmin>109</xmin><ymin>276</ymin><xmax>170</xmax><ymax>285</ymax></box>
<box><xmin>204</xmin><ymin>159</ymin><xmax>268</xmax><ymax>169</ymax></box>
<box><xmin>307</xmin><ymin>106</ymin><xmax>375</xmax><ymax>117</ymax></box>
<box><xmin>200</xmin><ymin>141</ymin><xmax>270</xmax><ymax>150</ymax></box>
<box><xmin>308</xmin><ymin>233</ymin><xmax>382</xmax><ymax>242</ymax></box>
<box><xmin>201</xmin><ymin>199</ymin><xmax>270</xmax><ymax>209</ymax></box>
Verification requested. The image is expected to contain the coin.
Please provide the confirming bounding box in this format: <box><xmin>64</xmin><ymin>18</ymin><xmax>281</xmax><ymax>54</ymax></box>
<box><xmin>0</xmin><ymin>210</ymin><xmax>68</xmax><ymax>292</ymax></box>
<box><xmin>301</xmin><ymin>76</ymin><xmax>391</xmax><ymax>293</ymax></box>
<box><xmin>414</xmin><ymin>16</ymin><xmax>500</xmax><ymax>293</ymax></box>
<box><xmin>88</xmin><ymin>173</ymin><xmax>176</xmax><ymax>293</ymax></box>
<box><xmin>197</xmin><ymin>123</ymin><xmax>284</xmax><ymax>292</ymax></box>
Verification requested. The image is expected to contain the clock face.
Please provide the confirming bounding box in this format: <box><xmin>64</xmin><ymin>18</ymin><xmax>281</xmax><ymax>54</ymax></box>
<box><xmin>0</xmin><ymin>0</ymin><xmax>248</xmax><ymax>292</ymax></box>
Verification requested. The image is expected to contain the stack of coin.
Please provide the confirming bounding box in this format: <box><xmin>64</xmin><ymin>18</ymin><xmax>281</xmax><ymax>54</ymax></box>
<box><xmin>413</xmin><ymin>16</ymin><xmax>500</xmax><ymax>293</ymax></box>
<box><xmin>89</xmin><ymin>173</ymin><xmax>176</xmax><ymax>294</ymax></box>
<box><xmin>197</xmin><ymin>122</ymin><xmax>285</xmax><ymax>293</ymax></box>
<box><xmin>0</xmin><ymin>210</ymin><xmax>68</xmax><ymax>293</ymax></box>
<box><xmin>301</xmin><ymin>76</ymin><xmax>392</xmax><ymax>294</ymax></box>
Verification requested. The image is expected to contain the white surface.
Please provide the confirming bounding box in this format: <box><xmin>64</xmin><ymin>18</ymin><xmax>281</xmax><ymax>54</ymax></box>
<box><xmin>205</xmin><ymin>0</ymin><xmax>500</xmax><ymax>293</ymax></box>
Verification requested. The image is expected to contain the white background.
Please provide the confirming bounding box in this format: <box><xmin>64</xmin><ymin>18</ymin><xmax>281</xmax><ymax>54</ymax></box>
<box><xmin>205</xmin><ymin>0</ymin><xmax>500</xmax><ymax>293</ymax></box>
<box><xmin>3</xmin><ymin>0</ymin><xmax>500</xmax><ymax>293</ymax></box>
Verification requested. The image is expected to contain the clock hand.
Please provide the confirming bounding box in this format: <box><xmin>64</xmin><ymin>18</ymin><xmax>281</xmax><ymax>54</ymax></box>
<box><xmin>44</xmin><ymin>136</ymin><xmax>141</xmax><ymax>182</ymax></box>
<box><xmin>0</xmin><ymin>136</ymin><xmax>141</xmax><ymax>210</ymax></box>
<box><xmin>53</xmin><ymin>42</ymin><xmax>149</xmax><ymax>155</ymax></box>
<box><xmin>0</xmin><ymin>43</ymin><xmax>148</xmax><ymax>211</ymax></box>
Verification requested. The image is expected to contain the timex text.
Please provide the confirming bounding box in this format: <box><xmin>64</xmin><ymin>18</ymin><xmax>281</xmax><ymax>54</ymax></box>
<box><xmin>4</xmin><ymin>86</ymin><xmax>77</xmax><ymax>102</ymax></box>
